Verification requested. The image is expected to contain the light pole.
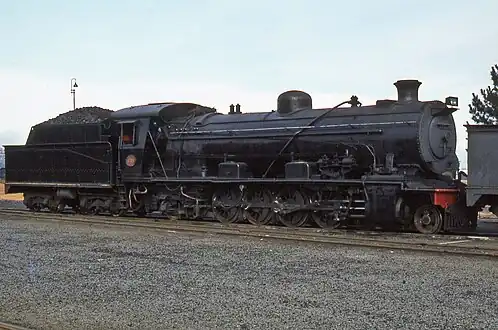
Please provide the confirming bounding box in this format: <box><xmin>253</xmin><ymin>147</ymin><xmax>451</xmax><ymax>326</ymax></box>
<box><xmin>70</xmin><ymin>78</ymin><xmax>78</xmax><ymax>110</ymax></box>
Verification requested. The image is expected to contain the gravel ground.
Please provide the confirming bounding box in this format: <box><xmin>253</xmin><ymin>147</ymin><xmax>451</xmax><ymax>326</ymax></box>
<box><xmin>0</xmin><ymin>216</ymin><xmax>498</xmax><ymax>330</ymax></box>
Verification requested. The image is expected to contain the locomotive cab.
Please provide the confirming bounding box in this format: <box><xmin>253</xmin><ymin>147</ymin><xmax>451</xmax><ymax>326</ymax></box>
<box><xmin>115</xmin><ymin>118</ymin><xmax>149</xmax><ymax>179</ymax></box>
<box><xmin>110</xmin><ymin>102</ymin><xmax>217</xmax><ymax>181</ymax></box>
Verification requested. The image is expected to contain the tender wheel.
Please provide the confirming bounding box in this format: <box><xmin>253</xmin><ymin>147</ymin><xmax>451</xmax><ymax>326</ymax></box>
<box><xmin>48</xmin><ymin>199</ymin><xmax>64</xmax><ymax>213</ymax></box>
<box><xmin>276</xmin><ymin>188</ymin><xmax>309</xmax><ymax>228</ymax></box>
<box><xmin>70</xmin><ymin>204</ymin><xmax>80</xmax><ymax>213</ymax></box>
<box><xmin>57</xmin><ymin>203</ymin><xmax>65</xmax><ymax>213</ymax></box>
<box><xmin>27</xmin><ymin>196</ymin><xmax>44</xmax><ymax>212</ymax></box>
<box><xmin>88</xmin><ymin>206</ymin><xmax>100</xmax><ymax>215</ymax></box>
<box><xmin>212</xmin><ymin>188</ymin><xmax>242</xmax><ymax>224</ymax></box>
<box><xmin>413</xmin><ymin>205</ymin><xmax>443</xmax><ymax>234</ymax></box>
<box><xmin>50</xmin><ymin>202</ymin><xmax>65</xmax><ymax>213</ymax></box>
<box><xmin>29</xmin><ymin>203</ymin><xmax>42</xmax><ymax>212</ymax></box>
<box><xmin>244</xmin><ymin>188</ymin><xmax>274</xmax><ymax>226</ymax></box>
<box><xmin>78</xmin><ymin>197</ymin><xmax>89</xmax><ymax>215</ymax></box>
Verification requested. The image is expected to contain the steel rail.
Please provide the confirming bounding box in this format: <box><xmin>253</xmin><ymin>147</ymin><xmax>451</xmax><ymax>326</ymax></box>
<box><xmin>0</xmin><ymin>208</ymin><xmax>481</xmax><ymax>242</ymax></box>
<box><xmin>1</xmin><ymin>208</ymin><xmax>497</xmax><ymax>257</ymax></box>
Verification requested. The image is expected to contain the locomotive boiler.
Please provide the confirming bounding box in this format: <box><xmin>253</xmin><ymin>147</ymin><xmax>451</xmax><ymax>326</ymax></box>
<box><xmin>163</xmin><ymin>79</ymin><xmax>459</xmax><ymax>181</ymax></box>
<box><xmin>3</xmin><ymin>78</ymin><xmax>476</xmax><ymax>235</ymax></box>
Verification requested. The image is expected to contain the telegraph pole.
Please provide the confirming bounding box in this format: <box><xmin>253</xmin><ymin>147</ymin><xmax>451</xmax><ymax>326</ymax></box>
<box><xmin>70</xmin><ymin>78</ymin><xmax>78</xmax><ymax>110</ymax></box>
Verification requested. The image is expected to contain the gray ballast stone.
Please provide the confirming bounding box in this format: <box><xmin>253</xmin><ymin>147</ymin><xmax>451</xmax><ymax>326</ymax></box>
<box><xmin>0</xmin><ymin>218</ymin><xmax>497</xmax><ymax>330</ymax></box>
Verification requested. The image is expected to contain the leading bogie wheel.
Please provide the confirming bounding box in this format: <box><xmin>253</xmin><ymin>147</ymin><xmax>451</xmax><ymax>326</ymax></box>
<box><xmin>413</xmin><ymin>204</ymin><xmax>443</xmax><ymax>234</ymax></box>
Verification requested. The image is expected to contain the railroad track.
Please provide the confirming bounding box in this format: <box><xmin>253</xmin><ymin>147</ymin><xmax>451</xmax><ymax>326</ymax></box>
<box><xmin>1</xmin><ymin>206</ymin><xmax>496</xmax><ymax>240</ymax></box>
<box><xmin>1</xmin><ymin>208</ymin><xmax>498</xmax><ymax>257</ymax></box>
<box><xmin>1</xmin><ymin>206</ymin><xmax>496</xmax><ymax>238</ymax></box>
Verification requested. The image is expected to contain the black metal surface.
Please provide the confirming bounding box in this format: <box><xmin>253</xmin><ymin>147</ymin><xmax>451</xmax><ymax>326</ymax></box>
<box><xmin>277</xmin><ymin>90</ymin><xmax>313</xmax><ymax>114</ymax></box>
<box><xmin>4</xmin><ymin>142</ymin><xmax>114</xmax><ymax>185</ymax></box>
<box><xmin>285</xmin><ymin>161</ymin><xmax>316</xmax><ymax>179</ymax></box>
<box><xmin>165</xmin><ymin>97</ymin><xmax>458</xmax><ymax>179</ymax></box>
<box><xmin>110</xmin><ymin>102</ymin><xmax>216</xmax><ymax>121</ymax></box>
<box><xmin>394</xmin><ymin>79</ymin><xmax>422</xmax><ymax>102</ymax></box>
<box><xmin>25</xmin><ymin>123</ymin><xmax>110</xmax><ymax>145</ymax></box>
<box><xmin>217</xmin><ymin>162</ymin><xmax>250</xmax><ymax>178</ymax></box>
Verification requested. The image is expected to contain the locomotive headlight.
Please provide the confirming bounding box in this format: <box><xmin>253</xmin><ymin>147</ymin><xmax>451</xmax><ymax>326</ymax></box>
<box><xmin>125</xmin><ymin>154</ymin><xmax>137</xmax><ymax>167</ymax></box>
<box><xmin>445</xmin><ymin>96</ymin><xmax>458</xmax><ymax>107</ymax></box>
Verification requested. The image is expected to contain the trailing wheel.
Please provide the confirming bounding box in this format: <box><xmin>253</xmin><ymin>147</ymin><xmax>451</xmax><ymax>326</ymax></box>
<box><xmin>244</xmin><ymin>188</ymin><xmax>274</xmax><ymax>226</ymax></box>
<box><xmin>111</xmin><ymin>208</ymin><xmax>127</xmax><ymax>217</ymax></box>
<box><xmin>312</xmin><ymin>210</ymin><xmax>342</xmax><ymax>230</ymax></box>
<box><xmin>27</xmin><ymin>196</ymin><xmax>44</xmax><ymax>212</ymax></box>
<box><xmin>134</xmin><ymin>207</ymin><xmax>147</xmax><ymax>217</ymax></box>
<box><xmin>212</xmin><ymin>187</ymin><xmax>242</xmax><ymax>224</ymax></box>
<box><xmin>275</xmin><ymin>188</ymin><xmax>309</xmax><ymax>228</ymax></box>
<box><xmin>311</xmin><ymin>191</ymin><xmax>343</xmax><ymax>230</ymax></box>
<box><xmin>29</xmin><ymin>203</ymin><xmax>43</xmax><ymax>212</ymax></box>
<box><xmin>413</xmin><ymin>204</ymin><xmax>443</xmax><ymax>234</ymax></box>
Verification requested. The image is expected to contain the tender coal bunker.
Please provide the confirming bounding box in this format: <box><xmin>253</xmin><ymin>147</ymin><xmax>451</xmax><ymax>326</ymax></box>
<box><xmin>277</xmin><ymin>90</ymin><xmax>312</xmax><ymax>114</ymax></box>
<box><xmin>35</xmin><ymin>106</ymin><xmax>113</xmax><ymax>125</ymax></box>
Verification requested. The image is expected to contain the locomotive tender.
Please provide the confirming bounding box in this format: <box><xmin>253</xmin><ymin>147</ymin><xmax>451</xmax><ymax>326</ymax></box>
<box><xmin>4</xmin><ymin>79</ymin><xmax>478</xmax><ymax>234</ymax></box>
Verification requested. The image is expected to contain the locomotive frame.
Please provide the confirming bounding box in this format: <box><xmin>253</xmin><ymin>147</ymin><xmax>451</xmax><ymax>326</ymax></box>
<box><xmin>3</xmin><ymin>79</ymin><xmax>479</xmax><ymax>234</ymax></box>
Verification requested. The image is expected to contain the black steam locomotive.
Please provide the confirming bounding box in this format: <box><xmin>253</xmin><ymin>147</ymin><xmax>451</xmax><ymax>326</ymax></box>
<box><xmin>3</xmin><ymin>79</ymin><xmax>477</xmax><ymax>234</ymax></box>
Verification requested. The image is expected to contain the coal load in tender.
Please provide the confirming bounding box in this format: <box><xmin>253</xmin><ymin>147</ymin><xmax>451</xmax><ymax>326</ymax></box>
<box><xmin>36</xmin><ymin>106</ymin><xmax>114</xmax><ymax>126</ymax></box>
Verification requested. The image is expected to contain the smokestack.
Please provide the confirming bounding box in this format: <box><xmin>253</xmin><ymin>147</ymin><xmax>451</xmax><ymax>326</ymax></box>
<box><xmin>235</xmin><ymin>104</ymin><xmax>241</xmax><ymax>113</ymax></box>
<box><xmin>229</xmin><ymin>104</ymin><xmax>235</xmax><ymax>114</ymax></box>
<box><xmin>394</xmin><ymin>79</ymin><xmax>422</xmax><ymax>102</ymax></box>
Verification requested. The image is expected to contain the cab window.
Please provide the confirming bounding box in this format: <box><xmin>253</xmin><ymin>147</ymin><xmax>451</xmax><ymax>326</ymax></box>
<box><xmin>121</xmin><ymin>122</ymin><xmax>137</xmax><ymax>146</ymax></box>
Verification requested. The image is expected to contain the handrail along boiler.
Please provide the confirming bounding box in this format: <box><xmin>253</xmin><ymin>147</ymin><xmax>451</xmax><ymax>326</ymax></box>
<box><xmin>3</xmin><ymin>79</ymin><xmax>477</xmax><ymax>234</ymax></box>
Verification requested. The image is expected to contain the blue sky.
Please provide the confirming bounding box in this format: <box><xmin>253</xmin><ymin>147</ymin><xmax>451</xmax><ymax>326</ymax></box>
<box><xmin>1</xmin><ymin>0</ymin><xmax>497</xmax><ymax>169</ymax></box>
